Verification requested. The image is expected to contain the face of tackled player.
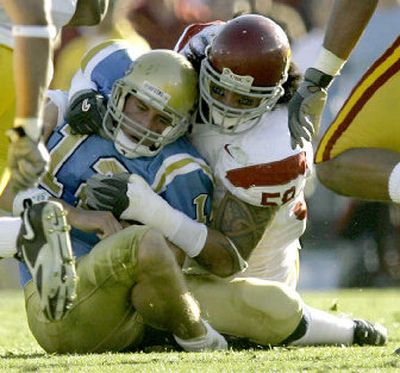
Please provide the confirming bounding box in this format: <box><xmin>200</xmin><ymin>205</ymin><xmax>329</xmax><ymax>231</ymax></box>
<box><xmin>199</xmin><ymin>14</ymin><xmax>291</xmax><ymax>134</ymax></box>
<box><xmin>103</xmin><ymin>49</ymin><xmax>198</xmax><ymax>158</ymax></box>
<box><xmin>120</xmin><ymin>94</ymin><xmax>174</xmax><ymax>149</ymax></box>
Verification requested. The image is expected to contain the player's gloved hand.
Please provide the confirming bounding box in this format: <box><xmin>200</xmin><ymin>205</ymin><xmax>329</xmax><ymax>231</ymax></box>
<box><xmin>288</xmin><ymin>67</ymin><xmax>333</xmax><ymax>149</ymax></box>
<box><xmin>66</xmin><ymin>90</ymin><xmax>106</xmax><ymax>135</ymax></box>
<box><xmin>86</xmin><ymin>173</ymin><xmax>131</xmax><ymax>218</ymax></box>
<box><xmin>6</xmin><ymin>127</ymin><xmax>50</xmax><ymax>192</ymax></box>
<box><xmin>180</xmin><ymin>25</ymin><xmax>220</xmax><ymax>71</ymax></box>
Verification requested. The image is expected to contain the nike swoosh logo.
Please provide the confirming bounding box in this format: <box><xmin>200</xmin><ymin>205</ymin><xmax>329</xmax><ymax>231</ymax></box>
<box><xmin>22</xmin><ymin>208</ymin><xmax>35</xmax><ymax>241</ymax></box>
<box><xmin>82</xmin><ymin>98</ymin><xmax>91</xmax><ymax>112</ymax></box>
<box><xmin>224</xmin><ymin>144</ymin><xmax>233</xmax><ymax>157</ymax></box>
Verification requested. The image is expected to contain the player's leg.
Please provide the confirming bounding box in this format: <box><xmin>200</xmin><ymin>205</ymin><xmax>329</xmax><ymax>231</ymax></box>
<box><xmin>186</xmin><ymin>275</ymin><xmax>304</xmax><ymax>345</ymax></box>
<box><xmin>25</xmin><ymin>225</ymin><xmax>149</xmax><ymax>354</ymax></box>
<box><xmin>0</xmin><ymin>200</ymin><xmax>76</xmax><ymax>321</ymax></box>
<box><xmin>130</xmin><ymin>229</ymin><xmax>227</xmax><ymax>351</ymax></box>
<box><xmin>1</xmin><ymin>0</ymin><xmax>54</xmax><ymax>191</ymax></box>
<box><xmin>315</xmin><ymin>37</ymin><xmax>400</xmax><ymax>202</ymax></box>
<box><xmin>317</xmin><ymin>148</ymin><xmax>400</xmax><ymax>202</ymax></box>
<box><xmin>290</xmin><ymin>305</ymin><xmax>387</xmax><ymax>346</ymax></box>
<box><xmin>186</xmin><ymin>275</ymin><xmax>387</xmax><ymax>346</ymax></box>
<box><xmin>25</xmin><ymin>225</ymin><xmax>226</xmax><ymax>353</ymax></box>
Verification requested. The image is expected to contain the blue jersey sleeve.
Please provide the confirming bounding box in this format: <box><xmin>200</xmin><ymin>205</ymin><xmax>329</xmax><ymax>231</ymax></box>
<box><xmin>80</xmin><ymin>39</ymin><xmax>143</xmax><ymax>97</ymax></box>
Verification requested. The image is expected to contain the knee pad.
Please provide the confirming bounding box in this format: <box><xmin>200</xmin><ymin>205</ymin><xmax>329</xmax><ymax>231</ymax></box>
<box><xmin>234</xmin><ymin>277</ymin><xmax>304</xmax><ymax>344</ymax></box>
<box><xmin>237</xmin><ymin>277</ymin><xmax>302</xmax><ymax>320</ymax></box>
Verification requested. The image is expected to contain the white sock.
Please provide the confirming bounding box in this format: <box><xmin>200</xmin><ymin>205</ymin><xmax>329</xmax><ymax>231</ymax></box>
<box><xmin>174</xmin><ymin>320</ymin><xmax>227</xmax><ymax>352</ymax></box>
<box><xmin>0</xmin><ymin>217</ymin><xmax>21</xmax><ymax>258</ymax></box>
<box><xmin>291</xmin><ymin>306</ymin><xmax>354</xmax><ymax>346</ymax></box>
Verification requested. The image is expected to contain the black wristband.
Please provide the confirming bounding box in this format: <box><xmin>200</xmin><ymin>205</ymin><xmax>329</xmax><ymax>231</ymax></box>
<box><xmin>304</xmin><ymin>68</ymin><xmax>334</xmax><ymax>89</ymax></box>
<box><xmin>7</xmin><ymin>126</ymin><xmax>27</xmax><ymax>143</ymax></box>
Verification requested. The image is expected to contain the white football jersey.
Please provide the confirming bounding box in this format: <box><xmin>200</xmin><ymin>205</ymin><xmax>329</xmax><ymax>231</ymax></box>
<box><xmin>190</xmin><ymin>106</ymin><xmax>314</xmax><ymax>287</ymax></box>
<box><xmin>0</xmin><ymin>1</ymin><xmax>77</xmax><ymax>48</ymax></box>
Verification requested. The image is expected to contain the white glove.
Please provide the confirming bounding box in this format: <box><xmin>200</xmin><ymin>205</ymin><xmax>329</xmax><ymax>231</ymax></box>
<box><xmin>288</xmin><ymin>67</ymin><xmax>333</xmax><ymax>149</ymax></box>
<box><xmin>7</xmin><ymin>127</ymin><xmax>50</xmax><ymax>192</ymax></box>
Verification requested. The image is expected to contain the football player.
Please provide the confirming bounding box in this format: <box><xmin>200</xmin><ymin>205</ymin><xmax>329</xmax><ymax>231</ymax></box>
<box><xmin>3</xmin><ymin>49</ymin><xmax>237</xmax><ymax>353</ymax></box>
<box><xmin>0</xmin><ymin>0</ymin><xmax>110</xmax><ymax>322</ymax></box>
<box><xmin>68</xmin><ymin>22</ymin><xmax>387</xmax><ymax>349</ymax></box>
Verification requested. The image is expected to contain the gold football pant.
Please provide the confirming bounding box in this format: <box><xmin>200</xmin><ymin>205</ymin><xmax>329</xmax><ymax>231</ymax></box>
<box><xmin>186</xmin><ymin>274</ymin><xmax>303</xmax><ymax>345</ymax></box>
<box><xmin>25</xmin><ymin>225</ymin><xmax>304</xmax><ymax>352</ymax></box>
<box><xmin>24</xmin><ymin>225</ymin><xmax>149</xmax><ymax>353</ymax></box>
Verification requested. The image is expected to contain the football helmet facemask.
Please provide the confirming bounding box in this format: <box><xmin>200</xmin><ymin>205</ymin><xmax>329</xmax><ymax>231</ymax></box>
<box><xmin>199</xmin><ymin>14</ymin><xmax>291</xmax><ymax>133</ymax></box>
<box><xmin>103</xmin><ymin>49</ymin><xmax>198</xmax><ymax>158</ymax></box>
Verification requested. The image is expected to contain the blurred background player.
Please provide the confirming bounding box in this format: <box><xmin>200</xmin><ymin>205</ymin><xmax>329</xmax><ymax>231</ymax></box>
<box><xmin>287</xmin><ymin>0</ymin><xmax>379</xmax><ymax>149</ymax></box>
<box><xmin>0</xmin><ymin>0</ymin><xmax>111</xmax><ymax>321</ymax></box>
<box><xmin>0</xmin><ymin>0</ymin><xmax>110</xmax><ymax>193</ymax></box>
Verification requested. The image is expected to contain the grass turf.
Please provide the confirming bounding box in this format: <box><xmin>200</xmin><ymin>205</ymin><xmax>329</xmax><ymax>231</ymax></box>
<box><xmin>0</xmin><ymin>288</ymin><xmax>399</xmax><ymax>372</ymax></box>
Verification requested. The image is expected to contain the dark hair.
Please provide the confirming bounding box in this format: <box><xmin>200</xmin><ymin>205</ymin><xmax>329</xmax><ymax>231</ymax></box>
<box><xmin>277</xmin><ymin>61</ymin><xmax>302</xmax><ymax>106</ymax></box>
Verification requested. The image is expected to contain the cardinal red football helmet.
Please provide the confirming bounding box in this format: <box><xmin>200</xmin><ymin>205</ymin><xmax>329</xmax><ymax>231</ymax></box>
<box><xmin>199</xmin><ymin>14</ymin><xmax>291</xmax><ymax>132</ymax></box>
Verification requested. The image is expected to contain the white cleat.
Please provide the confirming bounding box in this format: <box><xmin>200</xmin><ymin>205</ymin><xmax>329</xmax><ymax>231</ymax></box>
<box><xmin>16</xmin><ymin>201</ymin><xmax>78</xmax><ymax>321</ymax></box>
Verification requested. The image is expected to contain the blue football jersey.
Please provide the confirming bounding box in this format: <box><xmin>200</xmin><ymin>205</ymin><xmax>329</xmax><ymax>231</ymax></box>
<box><xmin>20</xmin><ymin>123</ymin><xmax>213</xmax><ymax>285</ymax></box>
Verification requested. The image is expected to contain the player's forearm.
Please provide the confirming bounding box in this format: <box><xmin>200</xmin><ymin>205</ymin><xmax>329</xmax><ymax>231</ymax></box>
<box><xmin>13</xmin><ymin>37</ymin><xmax>53</xmax><ymax>120</ymax></box>
<box><xmin>67</xmin><ymin>0</ymin><xmax>110</xmax><ymax>26</ymax></box>
<box><xmin>3</xmin><ymin>0</ymin><xmax>55</xmax><ymax>140</ymax></box>
<box><xmin>323</xmin><ymin>0</ymin><xmax>378</xmax><ymax>60</ymax></box>
<box><xmin>194</xmin><ymin>227</ymin><xmax>247</xmax><ymax>278</ymax></box>
<box><xmin>213</xmin><ymin>191</ymin><xmax>277</xmax><ymax>260</ymax></box>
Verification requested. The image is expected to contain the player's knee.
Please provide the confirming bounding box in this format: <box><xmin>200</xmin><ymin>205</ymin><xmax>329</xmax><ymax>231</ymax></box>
<box><xmin>138</xmin><ymin>229</ymin><xmax>177</xmax><ymax>273</ymax></box>
<box><xmin>237</xmin><ymin>278</ymin><xmax>302</xmax><ymax>322</ymax></box>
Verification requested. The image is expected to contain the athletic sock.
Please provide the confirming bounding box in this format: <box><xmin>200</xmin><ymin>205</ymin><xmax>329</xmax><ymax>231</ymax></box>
<box><xmin>174</xmin><ymin>320</ymin><xmax>228</xmax><ymax>351</ymax></box>
<box><xmin>291</xmin><ymin>306</ymin><xmax>354</xmax><ymax>345</ymax></box>
<box><xmin>0</xmin><ymin>217</ymin><xmax>21</xmax><ymax>258</ymax></box>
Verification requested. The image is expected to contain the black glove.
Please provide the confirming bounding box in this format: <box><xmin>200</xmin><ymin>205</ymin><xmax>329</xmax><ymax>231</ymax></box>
<box><xmin>288</xmin><ymin>68</ymin><xmax>333</xmax><ymax>149</ymax></box>
<box><xmin>180</xmin><ymin>25</ymin><xmax>220</xmax><ymax>71</ymax></box>
<box><xmin>66</xmin><ymin>90</ymin><xmax>106</xmax><ymax>135</ymax></box>
<box><xmin>86</xmin><ymin>173</ymin><xmax>131</xmax><ymax>218</ymax></box>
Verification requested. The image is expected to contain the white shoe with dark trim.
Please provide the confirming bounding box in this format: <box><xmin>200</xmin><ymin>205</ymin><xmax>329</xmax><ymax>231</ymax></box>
<box><xmin>353</xmin><ymin>319</ymin><xmax>388</xmax><ymax>346</ymax></box>
<box><xmin>16</xmin><ymin>201</ymin><xmax>77</xmax><ymax>321</ymax></box>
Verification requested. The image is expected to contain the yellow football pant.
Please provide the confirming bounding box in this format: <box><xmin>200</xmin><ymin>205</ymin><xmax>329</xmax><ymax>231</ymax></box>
<box><xmin>187</xmin><ymin>274</ymin><xmax>303</xmax><ymax>345</ymax></box>
<box><xmin>25</xmin><ymin>223</ymin><xmax>303</xmax><ymax>353</ymax></box>
<box><xmin>25</xmin><ymin>225</ymin><xmax>148</xmax><ymax>353</ymax></box>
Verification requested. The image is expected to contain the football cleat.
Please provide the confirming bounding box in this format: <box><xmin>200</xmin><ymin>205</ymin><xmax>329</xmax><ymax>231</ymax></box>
<box><xmin>16</xmin><ymin>201</ymin><xmax>78</xmax><ymax>321</ymax></box>
<box><xmin>353</xmin><ymin>319</ymin><xmax>388</xmax><ymax>346</ymax></box>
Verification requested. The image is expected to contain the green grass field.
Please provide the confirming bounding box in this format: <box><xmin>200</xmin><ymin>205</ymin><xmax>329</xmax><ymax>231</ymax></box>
<box><xmin>0</xmin><ymin>288</ymin><xmax>399</xmax><ymax>372</ymax></box>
